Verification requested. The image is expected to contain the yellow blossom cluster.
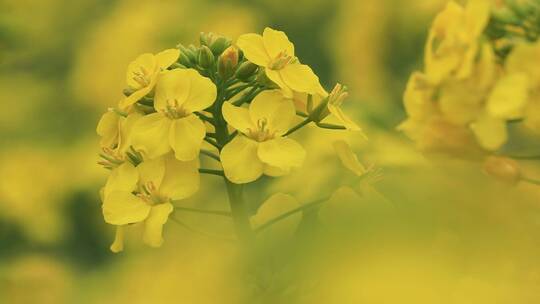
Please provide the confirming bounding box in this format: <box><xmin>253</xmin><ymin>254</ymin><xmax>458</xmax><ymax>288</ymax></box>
<box><xmin>96</xmin><ymin>28</ymin><xmax>367</xmax><ymax>252</ymax></box>
<box><xmin>399</xmin><ymin>0</ymin><xmax>540</xmax><ymax>158</ymax></box>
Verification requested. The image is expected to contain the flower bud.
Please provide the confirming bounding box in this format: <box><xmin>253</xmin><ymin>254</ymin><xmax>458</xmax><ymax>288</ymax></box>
<box><xmin>177</xmin><ymin>44</ymin><xmax>197</xmax><ymax>66</ymax></box>
<box><xmin>256</xmin><ymin>68</ymin><xmax>279</xmax><ymax>88</ymax></box>
<box><xmin>210</xmin><ymin>36</ymin><xmax>232</xmax><ymax>55</ymax></box>
<box><xmin>234</xmin><ymin>61</ymin><xmax>258</xmax><ymax>81</ymax></box>
<box><xmin>218</xmin><ymin>46</ymin><xmax>239</xmax><ymax>80</ymax></box>
<box><xmin>483</xmin><ymin>156</ymin><xmax>521</xmax><ymax>185</ymax></box>
<box><xmin>198</xmin><ymin>45</ymin><xmax>215</xmax><ymax>69</ymax></box>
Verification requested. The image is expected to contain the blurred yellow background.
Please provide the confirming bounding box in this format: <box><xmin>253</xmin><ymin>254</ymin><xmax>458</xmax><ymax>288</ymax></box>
<box><xmin>2</xmin><ymin>0</ymin><xmax>540</xmax><ymax>303</ymax></box>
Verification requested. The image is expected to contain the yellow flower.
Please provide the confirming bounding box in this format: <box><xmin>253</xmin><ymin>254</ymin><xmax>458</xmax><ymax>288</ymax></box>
<box><xmin>333</xmin><ymin>140</ymin><xmax>367</xmax><ymax>176</ymax></box>
<box><xmin>96</xmin><ymin>110</ymin><xmax>142</xmax><ymax>154</ymax></box>
<box><xmin>131</xmin><ymin>68</ymin><xmax>217</xmax><ymax>160</ymax></box>
<box><xmin>119</xmin><ymin>49</ymin><xmax>180</xmax><ymax>109</ymax></box>
<box><xmin>221</xmin><ymin>90</ymin><xmax>306</xmax><ymax>183</ymax></box>
<box><xmin>292</xmin><ymin>84</ymin><xmax>363</xmax><ymax>132</ymax></box>
<box><xmin>424</xmin><ymin>0</ymin><xmax>490</xmax><ymax>84</ymax></box>
<box><xmin>236</xmin><ymin>27</ymin><xmax>324</xmax><ymax>97</ymax></box>
<box><xmin>325</xmin><ymin>84</ymin><xmax>362</xmax><ymax>131</ymax></box>
<box><xmin>102</xmin><ymin>154</ymin><xmax>200</xmax><ymax>251</ymax></box>
<box><xmin>505</xmin><ymin>41</ymin><xmax>540</xmax><ymax>132</ymax></box>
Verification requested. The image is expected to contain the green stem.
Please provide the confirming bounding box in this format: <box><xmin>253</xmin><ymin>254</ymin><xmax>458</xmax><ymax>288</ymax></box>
<box><xmin>212</xmin><ymin>79</ymin><xmax>255</xmax><ymax>244</ymax></box>
<box><xmin>172</xmin><ymin>206</ymin><xmax>231</xmax><ymax>217</ymax></box>
<box><xmin>200</xmin><ymin>149</ymin><xmax>220</xmax><ymax>161</ymax></box>
<box><xmin>284</xmin><ymin>118</ymin><xmax>312</xmax><ymax>136</ymax></box>
<box><xmin>316</xmin><ymin>122</ymin><xmax>346</xmax><ymax>130</ymax></box>
<box><xmin>254</xmin><ymin>196</ymin><xmax>330</xmax><ymax>233</ymax></box>
<box><xmin>199</xmin><ymin>168</ymin><xmax>224</xmax><ymax>177</ymax></box>
<box><xmin>521</xmin><ymin>177</ymin><xmax>540</xmax><ymax>185</ymax></box>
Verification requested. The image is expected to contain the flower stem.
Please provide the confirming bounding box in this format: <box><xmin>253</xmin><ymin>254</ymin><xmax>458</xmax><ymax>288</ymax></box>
<box><xmin>254</xmin><ymin>196</ymin><xmax>330</xmax><ymax>233</ymax></box>
<box><xmin>284</xmin><ymin>118</ymin><xmax>312</xmax><ymax>136</ymax></box>
<box><xmin>211</xmin><ymin>80</ymin><xmax>256</xmax><ymax>244</ymax></box>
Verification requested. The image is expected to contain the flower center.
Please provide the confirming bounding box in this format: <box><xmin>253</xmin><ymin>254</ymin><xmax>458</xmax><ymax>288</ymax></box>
<box><xmin>268</xmin><ymin>51</ymin><xmax>294</xmax><ymax>70</ymax></box>
<box><xmin>132</xmin><ymin>66</ymin><xmax>152</xmax><ymax>88</ymax></box>
<box><xmin>138</xmin><ymin>181</ymin><xmax>167</xmax><ymax>205</ymax></box>
<box><xmin>163</xmin><ymin>99</ymin><xmax>189</xmax><ymax>119</ymax></box>
<box><xmin>247</xmin><ymin>118</ymin><xmax>275</xmax><ymax>142</ymax></box>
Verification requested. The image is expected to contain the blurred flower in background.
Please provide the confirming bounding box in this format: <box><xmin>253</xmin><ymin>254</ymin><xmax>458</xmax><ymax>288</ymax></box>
<box><xmin>2</xmin><ymin>0</ymin><xmax>540</xmax><ymax>303</ymax></box>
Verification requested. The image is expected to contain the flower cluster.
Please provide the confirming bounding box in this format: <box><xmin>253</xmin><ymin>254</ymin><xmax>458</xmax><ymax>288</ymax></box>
<box><xmin>97</xmin><ymin>28</ymin><xmax>365</xmax><ymax>251</ymax></box>
<box><xmin>399</xmin><ymin>0</ymin><xmax>540</xmax><ymax>158</ymax></box>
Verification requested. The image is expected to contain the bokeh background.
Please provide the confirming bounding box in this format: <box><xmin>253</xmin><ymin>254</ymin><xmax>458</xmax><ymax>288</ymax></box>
<box><xmin>2</xmin><ymin>0</ymin><xmax>540</xmax><ymax>303</ymax></box>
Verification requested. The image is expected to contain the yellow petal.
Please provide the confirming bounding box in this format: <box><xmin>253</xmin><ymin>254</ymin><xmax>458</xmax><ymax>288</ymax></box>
<box><xmin>126</xmin><ymin>53</ymin><xmax>157</xmax><ymax>90</ymax></box>
<box><xmin>223</xmin><ymin>102</ymin><xmax>253</xmax><ymax>133</ymax></box>
<box><xmin>137</xmin><ymin>157</ymin><xmax>165</xmax><ymax>190</ymax></box>
<box><xmin>169</xmin><ymin>114</ymin><xmax>206</xmax><ymax>161</ymax></box>
<box><xmin>132</xmin><ymin>113</ymin><xmax>172</xmax><ymax>159</ymax></box>
<box><xmin>159</xmin><ymin>154</ymin><xmax>200</xmax><ymax>200</ymax></box>
<box><xmin>257</xmin><ymin>138</ymin><xmax>305</xmax><ymax>171</ymax></box>
<box><xmin>97</xmin><ymin>111</ymin><xmax>120</xmax><ymax>148</ymax></box>
<box><xmin>251</xmin><ymin>193</ymin><xmax>301</xmax><ymax>236</ymax></box>
<box><xmin>327</xmin><ymin>103</ymin><xmax>362</xmax><ymax>131</ymax></box>
<box><xmin>263</xmin><ymin>164</ymin><xmax>289</xmax><ymax>177</ymax></box>
<box><xmin>104</xmin><ymin>162</ymin><xmax>139</xmax><ymax>199</ymax></box>
<box><xmin>265</xmin><ymin>69</ymin><xmax>293</xmax><ymax>97</ymax></box>
<box><xmin>103</xmin><ymin>191</ymin><xmax>151</xmax><ymax>225</ymax></box>
<box><xmin>155</xmin><ymin>49</ymin><xmax>180</xmax><ymax>70</ymax></box>
<box><xmin>262</xmin><ymin>27</ymin><xmax>294</xmax><ymax>58</ymax></box>
<box><xmin>182</xmin><ymin>69</ymin><xmax>217</xmax><ymax>112</ymax></box>
<box><xmin>143</xmin><ymin>203</ymin><xmax>173</xmax><ymax>248</ymax></box>
<box><xmin>333</xmin><ymin>140</ymin><xmax>367</xmax><ymax>176</ymax></box>
<box><xmin>236</xmin><ymin>33</ymin><xmax>271</xmax><ymax>67</ymax></box>
<box><xmin>279</xmin><ymin>64</ymin><xmax>321</xmax><ymax>95</ymax></box>
<box><xmin>153</xmin><ymin>69</ymin><xmax>191</xmax><ymax>112</ymax></box>
<box><xmin>470</xmin><ymin>113</ymin><xmax>508</xmax><ymax>151</ymax></box>
<box><xmin>249</xmin><ymin>90</ymin><xmax>296</xmax><ymax>135</ymax></box>
<box><xmin>119</xmin><ymin>85</ymin><xmax>153</xmax><ymax>109</ymax></box>
<box><xmin>117</xmin><ymin>112</ymin><xmax>143</xmax><ymax>154</ymax></box>
<box><xmin>221</xmin><ymin>136</ymin><xmax>264</xmax><ymax>184</ymax></box>
<box><xmin>110</xmin><ymin>226</ymin><xmax>125</xmax><ymax>253</ymax></box>
<box><xmin>487</xmin><ymin>73</ymin><xmax>529</xmax><ymax>120</ymax></box>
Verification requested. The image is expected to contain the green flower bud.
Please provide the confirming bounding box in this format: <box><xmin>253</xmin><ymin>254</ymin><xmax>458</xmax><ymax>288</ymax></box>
<box><xmin>198</xmin><ymin>45</ymin><xmax>215</xmax><ymax>69</ymax></box>
<box><xmin>256</xmin><ymin>68</ymin><xmax>279</xmax><ymax>88</ymax></box>
<box><xmin>234</xmin><ymin>61</ymin><xmax>258</xmax><ymax>81</ymax></box>
<box><xmin>210</xmin><ymin>37</ymin><xmax>232</xmax><ymax>55</ymax></box>
<box><xmin>177</xmin><ymin>44</ymin><xmax>197</xmax><ymax>66</ymax></box>
<box><xmin>218</xmin><ymin>46</ymin><xmax>239</xmax><ymax>80</ymax></box>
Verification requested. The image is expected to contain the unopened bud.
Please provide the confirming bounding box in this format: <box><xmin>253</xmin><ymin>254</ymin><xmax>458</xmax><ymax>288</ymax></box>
<box><xmin>235</xmin><ymin>61</ymin><xmax>258</xmax><ymax>81</ymax></box>
<box><xmin>177</xmin><ymin>44</ymin><xmax>197</xmax><ymax>66</ymax></box>
<box><xmin>483</xmin><ymin>156</ymin><xmax>521</xmax><ymax>184</ymax></box>
<box><xmin>256</xmin><ymin>68</ymin><xmax>279</xmax><ymax>88</ymax></box>
<box><xmin>210</xmin><ymin>36</ymin><xmax>232</xmax><ymax>55</ymax></box>
<box><xmin>218</xmin><ymin>46</ymin><xmax>239</xmax><ymax>80</ymax></box>
<box><xmin>198</xmin><ymin>45</ymin><xmax>215</xmax><ymax>69</ymax></box>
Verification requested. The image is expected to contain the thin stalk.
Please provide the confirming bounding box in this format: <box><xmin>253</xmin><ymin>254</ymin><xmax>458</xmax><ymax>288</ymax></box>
<box><xmin>522</xmin><ymin>177</ymin><xmax>540</xmax><ymax>185</ymax></box>
<box><xmin>316</xmin><ymin>122</ymin><xmax>346</xmax><ymax>130</ymax></box>
<box><xmin>284</xmin><ymin>118</ymin><xmax>312</xmax><ymax>136</ymax></box>
<box><xmin>200</xmin><ymin>149</ymin><xmax>220</xmax><ymax>161</ymax></box>
<box><xmin>199</xmin><ymin>168</ymin><xmax>225</xmax><ymax>177</ymax></box>
<box><xmin>204</xmin><ymin>137</ymin><xmax>221</xmax><ymax>149</ymax></box>
<box><xmin>172</xmin><ymin>205</ymin><xmax>231</xmax><ymax>217</ymax></box>
<box><xmin>254</xmin><ymin>196</ymin><xmax>330</xmax><ymax>233</ymax></box>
